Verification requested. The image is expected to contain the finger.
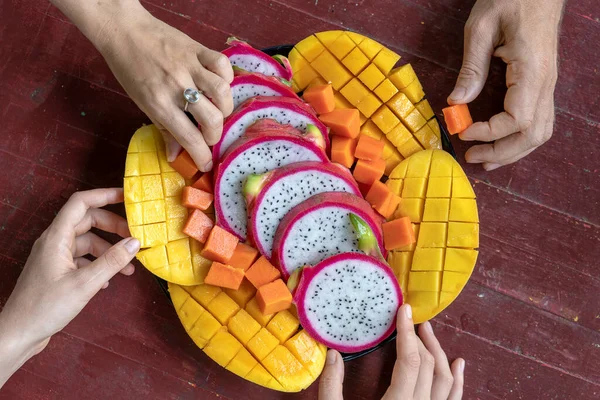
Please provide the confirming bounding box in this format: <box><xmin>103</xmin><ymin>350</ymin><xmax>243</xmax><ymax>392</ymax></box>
<box><xmin>383</xmin><ymin>304</ymin><xmax>420</xmax><ymax>399</ymax></box>
<box><xmin>74</xmin><ymin>257</ymin><xmax>91</xmax><ymax>268</ymax></box>
<box><xmin>318</xmin><ymin>350</ymin><xmax>344</xmax><ymax>400</ymax></box>
<box><xmin>186</xmin><ymin>90</ymin><xmax>224</xmax><ymax>147</ymax></box>
<box><xmin>193</xmin><ymin>67</ymin><xmax>233</xmax><ymax>118</ymax></box>
<box><xmin>198</xmin><ymin>48</ymin><xmax>233</xmax><ymax>83</ymax></box>
<box><xmin>52</xmin><ymin>189</ymin><xmax>124</xmax><ymax>234</ymax></box>
<box><xmin>413</xmin><ymin>338</ymin><xmax>435</xmax><ymax>400</ymax></box>
<box><xmin>102</xmin><ymin>281</ymin><xmax>110</xmax><ymax>290</ymax></box>
<box><xmin>73</xmin><ymin>237</ymin><xmax>140</xmax><ymax>295</ymax></box>
<box><xmin>74</xmin><ymin>233</ymin><xmax>135</xmax><ymax>276</ymax></box>
<box><xmin>158</xmin><ymin>105</ymin><xmax>213</xmax><ymax>172</ymax></box>
<box><xmin>419</xmin><ymin>322</ymin><xmax>454</xmax><ymax>400</ymax></box>
<box><xmin>465</xmin><ymin>131</ymin><xmax>530</xmax><ymax>165</ymax></box>
<box><xmin>73</xmin><ymin>208</ymin><xmax>130</xmax><ymax>238</ymax></box>
<box><xmin>448</xmin><ymin>16</ymin><xmax>498</xmax><ymax>104</ymax></box>
<box><xmin>448</xmin><ymin>359</ymin><xmax>465</xmax><ymax>400</ymax></box>
<box><xmin>482</xmin><ymin>147</ymin><xmax>536</xmax><ymax>171</ymax></box>
<box><xmin>151</xmin><ymin>119</ymin><xmax>181</xmax><ymax>162</ymax></box>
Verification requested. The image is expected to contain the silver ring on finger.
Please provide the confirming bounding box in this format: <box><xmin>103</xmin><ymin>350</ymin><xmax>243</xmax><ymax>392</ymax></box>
<box><xmin>183</xmin><ymin>88</ymin><xmax>203</xmax><ymax>112</ymax></box>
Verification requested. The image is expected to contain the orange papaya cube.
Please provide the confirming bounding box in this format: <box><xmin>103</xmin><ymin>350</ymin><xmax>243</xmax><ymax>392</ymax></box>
<box><xmin>204</xmin><ymin>262</ymin><xmax>245</xmax><ymax>290</ymax></box>
<box><xmin>256</xmin><ymin>279</ymin><xmax>293</xmax><ymax>315</ymax></box>
<box><xmin>354</xmin><ymin>135</ymin><xmax>385</xmax><ymax>161</ymax></box>
<box><xmin>183</xmin><ymin>209</ymin><xmax>214</xmax><ymax>243</ymax></box>
<box><xmin>319</xmin><ymin>109</ymin><xmax>360</xmax><ymax>138</ymax></box>
<box><xmin>303</xmin><ymin>84</ymin><xmax>335</xmax><ymax>114</ymax></box>
<box><xmin>245</xmin><ymin>256</ymin><xmax>281</xmax><ymax>289</ymax></box>
<box><xmin>192</xmin><ymin>172</ymin><xmax>213</xmax><ymax>193</ymax></box>
<box><xmin>442</xmin><ymin>104</ymin><xmax>473</xmax><ymax>135</ymax></box>
<box><xmin>228</xmin><ymin>243</ymin><xmax>259</xmax><ymax>271</ymax></box>
<box><xmin>382</xmin><ymin>217</ymin><xmax>415</xmax><ymax>250</ymax></box>
<box><xmin>380</xmin><ymin>194</ymin><xmax>401</xmax><ymax>220</ymax></box>
<box><xmin>200</xmin><ymin>225</ymin><xmax>239</xmax><ymax>263</ymax></box>
<box><xmin>330</xmin><ymin>136</ymin><xmax>357</xmax><ymax>168</ymax></box>
<box><xmin>365</xmin><ymin>181</ymin><xmax>393</xmax><ymax>214</ymax></box>
<box><xmin>182</xmin><ymin>186</ymin><xmax>214</xmax><ymax>211</ymax></box>
<box><xmin>169</xmin><ymin>150</ymin><xmax>198</xmax><ymax>179</ymax></box>
<box><xmin>353</xmin><ymin>158</ymin><xmax>386</xmax><ymax>185</ymax></box>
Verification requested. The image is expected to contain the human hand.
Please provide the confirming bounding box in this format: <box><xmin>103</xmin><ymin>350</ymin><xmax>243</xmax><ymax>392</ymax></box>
<box><xmin>318</xmin><ymin>304</ymin><xmax>464</xmax><ymax>399</ymax></box>
<box><xmin>448</xmin><ymin>0</ymin><xmax>565</xmax><ymax>170</ymax></box>
<box><xmin>0</xmin><ymin>188</ymin><xmax>140</xmax><ymax>386</ymax></box>
<box><xmin>97</xmin><ymin>5</ymin><xmax>234</xmax><ymax>172</ymax></box>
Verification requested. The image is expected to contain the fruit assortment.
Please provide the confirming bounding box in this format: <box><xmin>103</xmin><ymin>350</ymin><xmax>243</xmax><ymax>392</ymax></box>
<box><xmin>123</xmin><ymin>32</ymin><xmax>479</xmax><ymax>392</ymax></box>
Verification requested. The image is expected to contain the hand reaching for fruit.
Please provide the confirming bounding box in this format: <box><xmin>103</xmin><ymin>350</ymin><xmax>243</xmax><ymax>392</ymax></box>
<box><xmin>449</xmin><ymin>0</ymin><xmax>565</xmax><ymax>170</ymax></box>
<box><xmin>318</xmin><ymin>304</ymin><xmax>465</xmax><ymax>400</ymax></box>
<box><xmin>0</xmin><ymin>189</ymin><xmax>140</xmax><ymax>388</ymax></box>
<box><xmin>50</xmin><ymin>0</ymin><xmax>234</xmax><ymax>172</ymax></box>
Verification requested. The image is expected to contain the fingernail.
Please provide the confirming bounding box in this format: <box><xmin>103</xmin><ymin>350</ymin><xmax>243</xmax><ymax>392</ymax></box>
<box><xmin>326</xmin><ymin>350</ymin><xmax>337</xmax><ymax>365</ymax></box>
<box><xmin>405</xmin><ymin>304</ymin><xmax>412</xmax><ymax>320</ymax></box>
<box><xmin>449</xmin><ymin>86</ymin><xmax>466</xmax><ymax>102</ymax></box>
<box><xmin>460</xmin><ymin>359</ymin><xmax>466</xmax><ymax>373</ymax></box>
<box><xmin>424</xmin><ymin>321</ymin><xmax>433</xmax><ymax>333</ymax></box>
<box><xmin>484</xmin><ymin>163</ymin><xmax>501</xmax><ymax>171</ymax></box>
<box><xmin>124</xmin><ymin>238</ymin><xmax>140</xmax><ymax>254</ymax></box>
<box><xmin>204</xmin><ymin>160</ymin><xmax>213</xmax><ymax>171</ymax></box>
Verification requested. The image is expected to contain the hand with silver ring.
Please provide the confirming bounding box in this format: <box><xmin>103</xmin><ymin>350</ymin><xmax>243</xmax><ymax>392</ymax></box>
<box><xmin>50</xmin><ymin>0</ymin><xmax>234</xmax><ymax>172</ymax></box>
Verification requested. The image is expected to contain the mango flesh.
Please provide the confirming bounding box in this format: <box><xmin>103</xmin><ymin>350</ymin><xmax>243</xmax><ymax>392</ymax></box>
<box><xmin>169</xmin><ymin>282</ymin><xmax>326</xmax><ymax>392</ymax></box>
<box><xmin>386</xmin><ymin>150</ymin><xmax>479</xmax><ymax>323</ymax></box>
<box><xmin>290</xmin><ymin>30</ymin><xmax>442</xmax><ymax>175</ymax></box>
<box><xmin>124</xmin><ymin>125</ymin><xmax>212</xmax><ymax>286</ymax></box>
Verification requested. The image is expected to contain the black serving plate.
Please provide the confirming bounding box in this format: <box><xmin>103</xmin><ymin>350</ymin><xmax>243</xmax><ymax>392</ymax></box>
<box><xmin>155</xmin><ymin>43</ymin><xmax>456</xmax><ymax>363</ymax></box>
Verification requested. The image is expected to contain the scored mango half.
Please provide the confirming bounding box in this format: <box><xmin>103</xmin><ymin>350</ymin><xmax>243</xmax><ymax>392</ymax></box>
<box><xmin>124</xmin><ymin>125</ymin><xmax>212</xmax><ymax>285</ymax></box>
<box><xmin>169</xmin><ymin>281</ymin><xmax>326</xmax><ymax>392</ymax></box>
<box><xmin>290</xmin><ymin>30</ymin><xmax>442</xmax><ymax>174</ymax></box>
<box><xmin>386</xmin><ymin>150</ymin><xmax>479</xmax><ymax>323</ymax></box>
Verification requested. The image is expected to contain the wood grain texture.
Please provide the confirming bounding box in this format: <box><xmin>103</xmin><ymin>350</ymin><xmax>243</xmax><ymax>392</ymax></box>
<box><xmin>0</xmin><ymin>0</ymin><xmax>599</xmax><ymax>398</ymax></box>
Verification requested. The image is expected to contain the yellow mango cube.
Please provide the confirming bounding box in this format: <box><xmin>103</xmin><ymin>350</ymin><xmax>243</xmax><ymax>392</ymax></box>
<box><xmin>389</xmin><ymin>158</ymin><xmax>408</xmax><ymax>179</ymax></box>
<box><xmin>402</xmin><ymin>78</ymin><xmax>426</xmax><ymax>104</ymax></box>
<box><xmin>136</xmin><ymin>125</ymin><xmax>158</xmax><ymax>152</ymax></box>
<box><xmin>397</xmin><ymin>137</ymin><xmax>424</xmax><ymax>158</ymax></box>
<box><xmin>444</xmin><ymin>248</ymin><xmax>479</xmax><ymax>273</ymax></box>
<box><xmin>373</xmin><ymin>79</ymin><xmax>399</xmax><ymax>103</ymax></box>
<box><xmin>387</xmin><ymin>92</ymin><xmax>415</xmax><ymax>119</ymax></box>
<box><xmin>125</xmin><ymin>202</ymin><xmax>144</xmax><ymax>226</ymax></box>
<box><xmin>417</xmin><ymin>222</ymin><xmax>448</xmax><ymax>248</ymax></box>
<box><xmin>311</xmin><ymin>51</ymin><xmax>352</xmax><ymax>90</ymax></box>
<box><xmin>161</xmin><ymin>172</ymin><xmax>185</xmax><ymax>198</ymax></box>
<box><xmin>395</xmin><ymin>198</ymin><xmax>424</xmax><ymax>223</ymax></box>
<box><xmin>225</xmin><ymin>279</ymin><xmax>257</xmax><ymax>308</ymax></box>
<box><xmin>190</xmin><ymin>240</ymin><xmax>212</xmax><ymax>282</ymax></box>
<box><xmin>422</xmin><ymin>198</ymin><xmax>450</xmax><ymax>222</ymax></box>
<box><xmin>189</xmin><ymin>284</ymin><xmax>222</xmax><ymax>307</ymax></box>
<box><xmin>295</xmin><ymin>35</ymin><xmax>324</xmax><ymax>62</ymax></box>
<box><xmin>293</xmin><ymin>65</ymin><xmax>320</xmax><ymax>91</ymax></box>
<box><xmin>142</xmin><ymin>222</ymin><xmax>167</xmax><ymax>247</ymax></box>
<box><xmin>415</xmin><ymin>99</ymin><xmax>435</xmax><ymax>120</ymax></box>
<box><xmin>127</xmin><ymin>137</ymin><xmax>139</xmax><ymax>153</ymax></box>
<box><xmin>426</xmin><ymin>176</ymin><xmax>452</xmax><ymax>198</ymax></box>
<box><xmin>412</xmin><ymin>248</ymin><xmax>445</xmax><ymax>271</ymax></box>
<box><xmin>372</xmin><ymin>48</ymin><xmax>401</xmax><ymax>74</ymax></box>
<box><xmin>360</xmin><ymin>120</ymin><xmax>384</xmax><ymax>140</ymax></box>
<box><xmin>315</xmin><ymin>30</ymin><xmax>343</xmax><ymax>46</ymax></box>
<box><xmin>123</xmin><ymin>177</ymin><xmax>143</xmax><ymax>203</ymax></box>
<box><xmin>333</xmin><ymin>91</ymin><xmax>353</xmax><ymax>109</ymax></box>
<box><xmin>358</xmin><ymin>37</ymin><xmax>383</xmax><ymax>59</ymax></box>
<box><xmin>447</xmin><ymin>222</ymin><xmax>479</xmax><ymax>248</ymax></box>
<box><xmin>408</xmin><ymin>291</ymin><xmax>440</xmax><ymax>322</ymax></box>
<box><xmin>358</xmin><ymin>63</ymin><xmax>385</xmax><ymax>90</ymax></box>
<box><xmin>139</xmin><ymin>152</ymin><xmax>160</xmax><ymax>175</ymax></box>
<box><xmin>402</xmin><ymin>177</ymin><xmax>427</xmax><ymax>198</ymax></box>
<box><xmin>262</xmin><ymin>346</ymin><xmax>312</xmax><ymax>392</ymax></box>
<box><xmin>340</xmin><ymin>78</ymin><xmax>370</xmax><ymax>107</ymax></box>
<box><xmin>439</xmin><ymin>291</ymin><xmax>457</xmax><ymax>308</ymax></box>
<box><xmin>414</xmin><ymin>124</ymin><xmax>441</xmax><ymax>149</ymax></box>
<box><xmin>206</xmin><ymin>292</ymin><xmax>240</xmax><ymax>325</ymax></box>
<box><xmin>141</xmin><ymin>199</ymin><xmax>166</xmax><ymax>224</ymax></box>
<box><xmin>441</xmin><ymin>271</ymin><xmax>469</xmax><ymax>293</ymax></box>
<box><xmin>452</xmin><ymin>177</ymin><xmax>476</xmax><ymax>198</ymax></box>
<box><xmin>400</xmin><ymin>108</ymin><xmax>427</xmax><ymax>133</ymax></box>
<box><xmin>226</xmin><ymin>347</ymin><xmax>258</xmax><ymax>378</ymax></box>
<box><xmin>430</xmin><ymin>151</ymin><xmax>454</xmax><ymax>177</ymax></box>
<box><xmin>405</xmin><ymin>150</ymin><xmax>433</xmax><ymax>178</ymax></box>
<box><xmin>342</xmin><ymin>47</ymin><xmax>370</xmax><ymax>75</ymax></box>
<box><xmin>285</xmin><ymin>330</ymin><xmax>327</xmax><ymax>379</ymax></box>
<box><xmin>247</xmin><ymin>328</ymin><xmax>280</xmax><ymax>361</ymax></box>
<box><xmin>246</xmin><ymin>364</ymin><xmax>274</xmax><ymax>387</ymax></box>
<box><xmin>428</xmin><ymin>119</ymin><xmax>442</xmax><ymax>140</ymax></box>
<box><xmin>329</xmin><ymin>33</ymin><xmax>356</xmax><ymax>59</ymax></box>
<box><xmin>408</xmin><ymin>271</ymin><xmax>441</xmax><ymax>292</ymax></box>
<box><xmin>136</xmin><ymin>245</ymin><xmax>168</xmax><ymax>270</ymax></box>
<box><xmin>356</xmin><ymin>93</ymin><xmax>382</xmax><ymax>118</ymax></box>
<box><xmin>129</xmin><ymin>226</ymin><xmax>144</xmax><ymax>246</ymax></box>
<box><xmin>386</xmin><ymin>179</ymin><xmax>403</xmax><ymax>195</ymax></box>
<box><xmin>178</xmin><ymin>297</ymin><xmax>205</xmax><ymax>330</ymax></box>
<box><xmin>346</xmin><ymin>31</ymin><xmax>365</xmax><ymax>44</ymax></box>
<box><xmin>166</xmin><ymin>237</ymin><xmax>190</xmax><ymax>264</ymax></box>
<box><xmin>388</xmin><ymin>251</ymin><xmax>412</xmax><ymax>278</ymax></box>
<box><xmin>389</xmin><ymin>64</ymin><xmax>417</xmax><ymax>89</ymax></box>
<box><xmin>124</xmin><ymin>153</ymin><xmax>140</xmax><ymax>177</ymax></box>
<box><xmin>228</xmin><ymin>309</ymin><xmax>262</xmax><ymax>345</ymax></box>
<box><xmin>245</xmin><ymin>297</ymin><xmax>275</xmax><ymax>326</ymax></box>
<box><xmin>203</xmin><ymin>329</ymin><xmax>243</xmax><ymax>367</ymax></box>
<box><xmin>267</xmin><ymin>310</ymin><xmax>300</xmax><ymax>343</ymax></box>
<box><xmin>384</xmin><ymin>150</ymin><xmax>403</xmax><ymax>176</ymax></box>
<box><xmin>165</xmin><ymin>196</ymin><xmax>187</xmax><ymax>220</ymax></box>
<box><xmin>449</xmin><ymin>198</ymin><xmax>479</xmax><ymax>222</ymax></box>
<box><xmin>289</xmin><ymin>48</ymin><xmax>310</xmax><ymax>72</ymax></box>
<box><xmin>166</xmin><ymin>217</ymin><xmax>187</xmax><ymax>241</ymax></box>
<box><xmin>140</xmin><ymin>175</ymin><xmax>164</xmax><ymax>201</ymax></box>
<box><xmin>372</xmin><ymin>105</ymin><xmax>400</xmax><ymax>134</ymax></box>
<box><xmin>188</xmin><ymin>310</ymin><xmax>221</xmax><ymax>349</ymax></box>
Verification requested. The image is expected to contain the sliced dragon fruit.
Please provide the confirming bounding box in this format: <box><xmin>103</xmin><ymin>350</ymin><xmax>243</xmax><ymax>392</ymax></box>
<box><xmin>294</xmin><ymin>252</ymin><xmax>403</xmax><ymax>353</ymax></box>
<box><xmin>222</xmin><ymin>37</ymin><xmax>293</xmax><ymax>81</ymax></box>
<box><xmin>244</xmin><ymin>161</ymin><xmax>361</xmax><ymax>260</ymax></box>
<box><xmin>213</xmin><ymin>96</ymin><xmax>329</xmax><ymax>160</ymax></box>
<box><xmin>230</xmin><ymin>70</ymin><xmax>300</xmax><ymax>110</ymax></box>
<box><xmin>272</xmin><ymin>192</ymin><xmax>387</xmax><ymax>279</ymax></box>
<box><xmin>214</xmin><ymin>119</ymin><xmax>328</xmax><ymax>240</ymax></box>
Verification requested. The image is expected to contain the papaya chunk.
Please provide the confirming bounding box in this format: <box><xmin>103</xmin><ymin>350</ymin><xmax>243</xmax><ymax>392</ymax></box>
<box><xmin>442</xmin><ymin>104</ymin><xmax>473</xmax><ymax>135</ymax></box>
<box><xmin>204</xmin><ymin>262</ymin><xmax>245</xmax><ymax>290</ymax></box>
<box><xmin>319</xmin><ymin>109</ymin><xmax>360</xmax><ymax>138</ymax></box>
<box><xmin>303</xmin><ymin>84</ymin><xmax>335</xmax><ymax>114</ymax></box>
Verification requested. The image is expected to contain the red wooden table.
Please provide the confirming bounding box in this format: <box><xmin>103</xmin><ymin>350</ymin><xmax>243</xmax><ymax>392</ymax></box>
<box><xmin>1</xmin><ymin>0</ymin><xmax>599</xmax><ymax>399</ymax></box>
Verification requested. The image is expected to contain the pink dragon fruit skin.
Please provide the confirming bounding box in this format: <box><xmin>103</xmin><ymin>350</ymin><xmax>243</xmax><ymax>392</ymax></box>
<box><xmin>213</xmin><ymin>96</ymin><xmax>329</xmax><ymax>160</ymax></box>
<box><xmin>230</xmin><ymin>70</ymin><xmax>300</xmax><ymax>110</ymax></box>
<box><xmin>272</xmin><ymin>192</ymin><xmax>387</xmax><ymax>279</ymax></box>
<box><xmin>294</xmin><ymin>252</ymin><xmax>403</xmax><ymax>354</ymax></box>
<box><xmin>222</xmin><ymin>38</ymin><xmax>293</xmax><ymax>81</ymax></box>
<box><xmin>214</xmin><ymin>120</ymin><xmax>328</xmax><ymax>240</ymax></box>
<box><xmin>244</xmin><ymin>161</ymin><xmax>361</xmax><ymax>259</ymax></box>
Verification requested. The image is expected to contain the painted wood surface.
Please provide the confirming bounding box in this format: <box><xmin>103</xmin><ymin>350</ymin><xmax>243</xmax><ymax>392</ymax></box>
<box><xmin>0</xmin><ymin>0</ymin><xmax>598</xmax><ymax>398</ymax></box>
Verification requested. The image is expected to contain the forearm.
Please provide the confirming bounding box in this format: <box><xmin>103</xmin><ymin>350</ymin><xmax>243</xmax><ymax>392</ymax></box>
<box><xmin>0</xmin><ymin>310</ymin><xmax>34</xmax><ymax>388</ymax></box>
<box><xmin>49</xmin><ymin>0</ymin><xmax>149</xmax><ymax>53</ymax></box>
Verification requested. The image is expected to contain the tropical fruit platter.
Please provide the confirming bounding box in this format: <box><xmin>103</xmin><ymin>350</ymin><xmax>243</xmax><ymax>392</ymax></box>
<box><xmin>123</xmin><ymin>31</ymin><xmax>479</xmax><ymax>392</ymax></box>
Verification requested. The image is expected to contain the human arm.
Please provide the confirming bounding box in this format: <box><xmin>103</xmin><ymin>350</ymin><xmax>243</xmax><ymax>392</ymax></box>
<box><xmin>50</xmin><ymin>0</ymin><xmax>234</xmax><ymax>172</ymax></box>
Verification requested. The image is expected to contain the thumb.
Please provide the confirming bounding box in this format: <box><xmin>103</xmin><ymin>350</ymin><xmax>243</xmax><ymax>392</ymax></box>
<box><xmin>75</xmin><ymin>237</ymin><xmax>140</xmax><ymax>295</ymax></box>
<box><xmin>448</xmin><ymin>19</ymin><xmax>496</xmax><ymax>104</ymax></box>
<box><xmin>318</xmin><ymin>350</ymin><xmax>345</xmax><ymax>400</ymax></box>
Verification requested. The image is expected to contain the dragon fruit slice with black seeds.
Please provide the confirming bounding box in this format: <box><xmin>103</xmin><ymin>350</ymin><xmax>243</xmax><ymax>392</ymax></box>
<box><xmin>213</xmin><ymin>96</ymin><xmax>329</xmax><ymax>160</ymax></box>
<box><xmin>294</xmin><ymin>252</ymin><xmax>402</xmax><ymax>353</ymax></box>
<box><xmin>230</xmin><ymin>70</ymin><xmax>300</xmax><ymax>110</ymax></box>
<box><xmin>272</xmin><ymin>192</ymin><xmax>387</xmax><ymax>279</ymax></box>
<box><xmin>222</xmin><ymin>37</ymin><xmax>293</xmax><ymax>81</ymax></box>
<box><xmin>214</xmin><ymin>119</ymin><xmax>328</xmax><ymax>240</ymax></box>
<box><xmin>244</xmin><ymin>161</ymin><xmax>361</xmax><ymax>260</ymax></box>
